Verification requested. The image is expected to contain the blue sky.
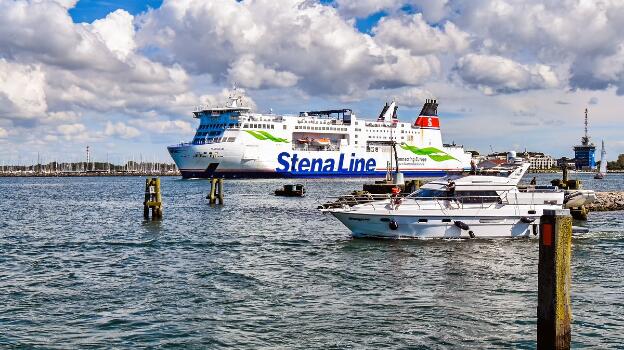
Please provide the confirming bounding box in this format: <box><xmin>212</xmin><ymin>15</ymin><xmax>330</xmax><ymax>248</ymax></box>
<box><xmin>1</xmin><ymin>0</ymin><xmax>624</xmax><ymax>165</ymax></box>
<box><xmin>69</xmin><ymin>0</ymin><xmax>162</xmax><ymax>22</ymax></box>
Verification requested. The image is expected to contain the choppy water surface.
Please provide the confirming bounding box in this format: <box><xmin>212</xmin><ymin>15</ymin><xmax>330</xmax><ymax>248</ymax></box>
<box><xmin>1</xmin><ymin>173</ymin><xmax>623</xmax><ymax>348</ymax></box>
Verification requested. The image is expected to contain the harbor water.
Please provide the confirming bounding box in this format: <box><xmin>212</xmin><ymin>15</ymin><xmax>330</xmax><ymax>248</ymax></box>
<box><xmin>1</xmin><ymin>173</ymin><xmax>623</xmax><ymax>348</ymax></box>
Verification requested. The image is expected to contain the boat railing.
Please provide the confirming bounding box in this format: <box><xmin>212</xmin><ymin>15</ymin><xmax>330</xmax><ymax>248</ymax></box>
<box><xmin>320</xmin><ymin>194</ymin><xmax>506</xmax><ymax>211</ymax></box>
<box><xmin>319</xmin><ymin>194</ymin><xmax>392</xmax><ymax>210</ymax></box>
<box><xmin>409</xmin><ymin>195</ymin><xmax>504</xmax><ymax>210</ymax></box>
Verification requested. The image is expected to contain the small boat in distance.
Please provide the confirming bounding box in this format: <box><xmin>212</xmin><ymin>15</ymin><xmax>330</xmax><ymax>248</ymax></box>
<box><xmin>275</xmin><ymin>184</ymin><xmax>306</xmax><ymax>197</ymax></box>
<box><xmin>595</xmin><ymin>140</ymin><xmax>607</xmax><ymax>179</ymax></box>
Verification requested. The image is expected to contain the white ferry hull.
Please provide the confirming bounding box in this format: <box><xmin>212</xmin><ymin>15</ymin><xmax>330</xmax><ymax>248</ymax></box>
<box><xmin>168</xmin><ymin>142</ymin><xmax>467</xmax><ymax>179</ymax></box>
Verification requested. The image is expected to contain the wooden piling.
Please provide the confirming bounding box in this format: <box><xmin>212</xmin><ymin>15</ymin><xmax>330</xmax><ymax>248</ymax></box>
<box><xmin>217</xmin><ymin>178</ymin><xmax>224</xmax><ymax>204</ymax></box>
<box><xmin>143</xmin><ymin>177</ymin><xmax>163</xmax><ymax>219</ymax></box>
<box><xmin>208</xmin><ymin>178</ymin><xmax>224</xmax><ymax>205</ymax></box>
<box><xmin>538</xmin><ymin>209</ymin><xmax>572</xmax><ymax>350</ymax></box>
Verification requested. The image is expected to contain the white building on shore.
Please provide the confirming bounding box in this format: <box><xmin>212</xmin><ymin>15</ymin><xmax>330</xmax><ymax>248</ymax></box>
<box><xmin>522</xmin><ymin>152</ymin><xmax>556</xmax><ymax>169</ymax></box>
<box><xmin>485</xmin><ymin>151</ymin><xmax>556</xmax><ymax>170</ymax></box>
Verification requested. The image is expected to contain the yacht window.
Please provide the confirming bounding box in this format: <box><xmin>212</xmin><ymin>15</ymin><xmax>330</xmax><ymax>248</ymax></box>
<box><xmin>456</xmin><ymin>191</ymin><xmax>500</xmax><ymax>203</ymax></box>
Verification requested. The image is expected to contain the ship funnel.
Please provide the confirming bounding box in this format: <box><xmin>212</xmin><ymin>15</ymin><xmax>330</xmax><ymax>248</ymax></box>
<box><xmin>419</xmin><ymin>99</ymin><xmax>438</xmax><ymax>116</ymax></box>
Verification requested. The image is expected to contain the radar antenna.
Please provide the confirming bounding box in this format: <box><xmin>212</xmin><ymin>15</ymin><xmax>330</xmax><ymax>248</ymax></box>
<box><xmin>581</xmin><ymin>108</ymin><xmax>590</xmax><ymax>146</ymax></box>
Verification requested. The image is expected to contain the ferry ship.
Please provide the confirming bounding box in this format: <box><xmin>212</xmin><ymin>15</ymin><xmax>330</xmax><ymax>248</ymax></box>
<box><xmin>167</xmin><ymin>91</ymin><xmax>472</xmax><ymax>178</ymax></box>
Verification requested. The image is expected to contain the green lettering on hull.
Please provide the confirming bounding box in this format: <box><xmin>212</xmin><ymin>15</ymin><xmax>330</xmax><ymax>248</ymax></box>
<box><xmin>245</xmin><ymin>130</ymin><xmax>289</xmax><ymax>143</ymax></box>
<box><xmin>400</xmin><ymin>144</ymin><xmax>457</xmax><ymax>162</ymax></box>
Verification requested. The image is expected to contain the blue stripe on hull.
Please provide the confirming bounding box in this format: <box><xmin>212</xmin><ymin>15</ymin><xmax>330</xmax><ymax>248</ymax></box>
<box><xmin>181</xmin><ymin>170</ymin><xmax>448</xmax><ymax>179</ymax></box>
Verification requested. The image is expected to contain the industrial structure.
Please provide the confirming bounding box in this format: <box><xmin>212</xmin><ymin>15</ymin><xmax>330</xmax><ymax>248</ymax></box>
<box><xmin>573</xmin><ymin>108</ymin><xmax>596</xmax><ymax>170</ymax></box>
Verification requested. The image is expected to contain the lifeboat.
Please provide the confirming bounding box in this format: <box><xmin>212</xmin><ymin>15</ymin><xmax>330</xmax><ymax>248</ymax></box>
<box><xmin>311</xmin><ymin>138</ymin><xmax>331</xmax><ymax>146</ymax></box>
<box><xmin>297</xmin><ymin>137</ymin><xmax>311</xmax><ymax>144</ymax></box>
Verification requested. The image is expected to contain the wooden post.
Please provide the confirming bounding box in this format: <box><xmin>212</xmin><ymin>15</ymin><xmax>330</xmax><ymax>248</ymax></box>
<box><xmin>208</xmin><ymin>178</ymin><xmax>217</xmax><ymax>204</ymax></box>
<box><xmin>538</xmin><ymin>209</ymin><xmax>572</xmax><ymax>350</ymax></box>
<box><xmin>143</xmin><ymin>178</ymin><xmax>150</xmax><ymax>219</ymax></box>
<box><xmin>217</xmin><ymin>178</ymin><xmax>224</xmax><ymax>204</ymax></box>
<box><xmin>143</xmin><ymin>177</ymin><xmax>163</xmax><ymax>219</ymax></box>
<box><xmin>207</xmin><ymin>178</ymin><xmax>224</xmax><ymax>205</ymax></box>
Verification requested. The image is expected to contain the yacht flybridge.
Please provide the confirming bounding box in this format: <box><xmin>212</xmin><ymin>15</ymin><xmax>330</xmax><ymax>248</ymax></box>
<box><xmin>321</xmin><ymin>158</ymin><xmax>595</xmax><ymax>239</ymax></box>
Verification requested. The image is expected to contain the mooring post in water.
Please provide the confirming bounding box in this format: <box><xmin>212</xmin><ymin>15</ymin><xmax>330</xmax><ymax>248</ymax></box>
<box><xmin>538</xmin><ymin>209</ymin><xmax>572</xmax><ymax>350</ymax></box>
<box><xmin>207</xmin><ymin>178</ymin><xmax>224</xmax><ymax>205</ymax></box>
<box><xmin>143</xmin><ymin>177</ymin><xmax>163</xmax><ymax>219</ymax></box>
<box><xmin>217</xmin><ymin>178</ymin><xmax>224</xmax><ymax>204</ymax></box>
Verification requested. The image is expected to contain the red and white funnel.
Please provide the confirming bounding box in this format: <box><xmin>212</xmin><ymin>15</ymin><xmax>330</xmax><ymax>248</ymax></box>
<box><xmin>414</xmin><ymin>99</ymin><xmax>440</xmax><ymax>129</ymax></box>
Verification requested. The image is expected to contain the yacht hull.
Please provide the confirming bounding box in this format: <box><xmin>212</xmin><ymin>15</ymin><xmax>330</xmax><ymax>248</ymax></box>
<box><xmin>330</xmin><ymin>212</ymin><xmax>545</xmax><ymax>239</ymax></box>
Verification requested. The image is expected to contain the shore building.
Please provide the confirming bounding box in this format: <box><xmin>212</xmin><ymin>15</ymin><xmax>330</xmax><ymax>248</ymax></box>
<box><xmin>573</xmin><ymin>108</ymin><xmax>596</xmax><ymax>170</ymax></box>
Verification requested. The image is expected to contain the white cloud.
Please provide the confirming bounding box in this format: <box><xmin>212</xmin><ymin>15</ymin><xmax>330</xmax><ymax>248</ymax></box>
<box><xmin>456</xmin><ymin>54</ymin><xmax>559</xmax><ymax>94</ymax></box>
<box><xmin>455</xmin><ymin>0</ymin><xmax>624</xmax><ymax>94</ymax></box>
<box><xmin>0</xmin><ymin>59</ymin><xmax>47</xmax><ymax>119</ymax></box>
<box><xmin>136</xmin><ymin>0</ymin><xmax>447</xmax><ymax>97</ymax></box>
<box><xmin>57</xmin><ymin>123</ymin><xmax>86</xmax><ymax>135</ymax></box>
<box><xmin>51</xmin><ymin>0</ymin><xmax>78</xmax><ymax>9</ymax></box>
<box><xmin>392</xmin><ymin>87</ymin><xmax>435</xmax><ymax>107</ymax></box>
<box><xmin>0</xmin><ymin>127</ymin><xmax>8</xmax><ymax>138</ymax></box>
<box><xmin>373</xmin><ymin>14</ymin><xmax>469</xmax><ymax>55</ymax></box>
<box><xmin>139</xmin><ymin>120</ymin><xmax>194</xmax><ymax>135</ymax></box>
<box><xmin>228</xmin><ymin>55</ymin><xmax>299</xmax><ymax>89</ymax></box>
<box><xmin>90</xmin><ymin>9</ymin><xmax>136</xmax><ymax>60</ymax></box>
<box><xmin>104</xmin><ymin>121</ymin><xmax>140</xmax><ymax>139</ymax></box>
<box><xmin>334</xmin><ymin>0</ymin><xmax>397</xmax><ymax>18</ymax></box>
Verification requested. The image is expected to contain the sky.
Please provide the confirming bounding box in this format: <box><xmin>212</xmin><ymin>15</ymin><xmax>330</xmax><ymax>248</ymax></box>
<box><xmin>1</xmin><ymin>0</ymin><xmax>624</xmax><ymax>165</ymax></box>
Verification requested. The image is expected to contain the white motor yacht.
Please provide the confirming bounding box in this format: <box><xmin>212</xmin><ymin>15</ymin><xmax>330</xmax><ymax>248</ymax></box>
<box><xmin>322</xmin><ymin>160</ymin><xmax>594</xmax><ymax>239</ymax></box>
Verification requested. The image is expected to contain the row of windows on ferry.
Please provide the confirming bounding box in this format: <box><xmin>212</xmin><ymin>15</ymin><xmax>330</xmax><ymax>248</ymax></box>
<box><xmin>354</xmin><ymin>127</ymin><xmax>424</xmax><ymax>134</ymax></box>
<box><xmin>193</xmin><ymin>137</ymin><xmax>237</xmax><ymax>145</ymax></box>
<box><xmin>294</xmin><ymin>126</ymin><xmax>348</xmax><ymax>131</ymax></box>
<box><xmin>198</xmin><ymin>123</ymin><xmax>279</xmax><ymax>130</ymax></box>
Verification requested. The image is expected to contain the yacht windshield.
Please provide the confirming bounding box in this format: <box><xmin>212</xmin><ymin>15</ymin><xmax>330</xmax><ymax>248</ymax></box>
<box><xmin>408</xmin><ymin>188</ymin><xmax>450</xmax><ymax>199</ymax></box>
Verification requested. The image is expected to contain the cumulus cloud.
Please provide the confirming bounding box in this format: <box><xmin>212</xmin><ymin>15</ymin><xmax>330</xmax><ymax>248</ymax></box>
<box><xmin>393</xmin><ymin>87</ymin><xmax>435</xmax><ymax>107</ymax></box>
<box><xmin>138</xmin><ymin>120</ymin><xmax>195</xmax><ymax>135</ymax></box>
<box><xmin>228</xmin><ymin>55</ymin><xmax>299</xmax><ymax>89</ymax></box>
<box><xmin>334</xmin><ymin>0</ymin><xmax>451</xmax><ymax>22</ymax></box>
<box><xmin>373</xmin><ymin>14</ymin><xmax>469</xmax><ymax>55</ymax></box>
<box><xmin>0</xmin><ymin>0</ymin><xmax>207</xmax><ymax>155</ymax></box>
<box><xmin>136</xmin><ymin>0</ymin><xmax>449</xmax><ymax>97</ymax></box>
<box><xmin>0</xmin><ymin>59</ymin><xmax>47</xmax><ymax>119</ymax></box>
<box><xmin>454</xmin><ymin>0</ymin><xmax>624</xmax><ymax>94</ymax></box>
<box><xmin>57</xmin><ymin>123</ymin><xmax>86</xmax><ymax>135</ymax></box>
<box><xmin>456</xmin><ymin>54</ymin><xmax>559</xmax><ymax>94</ymax></box>
<box><xmin>90</xmin><ymin>9</ymin><xmax>136</xmax><ymax>60</ymax></box>
<box><xmin>104</xmin><ymin>121</ymin><xmax>140</xmax><ymax>139</ymax></box>
<box><xmin>334</xmin><ymin>0</ymin><xmax>397</xmax><ymax>18</ymax></box>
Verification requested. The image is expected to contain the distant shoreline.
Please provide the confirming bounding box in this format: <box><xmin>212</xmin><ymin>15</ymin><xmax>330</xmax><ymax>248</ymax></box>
<box><xmin>528</xmin><ymin>169</ymin><xmax>624</xmax><ymax>174</ymax></box>
<box><xmin>0</xmin><ymin>172</ymin><xmax>181</xmax><ymax>178</ymax></box>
